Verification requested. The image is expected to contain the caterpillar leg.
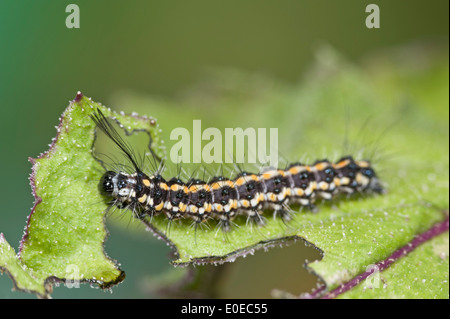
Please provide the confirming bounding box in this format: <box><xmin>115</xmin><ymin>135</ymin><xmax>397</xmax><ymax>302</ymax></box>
<box><xmin>218</xmin><ymin>218</ymin><xmax>231</xmax><ymax>233</ymax></box>
<box><xmin>273</xmin><ymin>208</ymin><xmax>292</xmax><ymax>223</ymax></box>
<box><xmin>190</xmin><ymin>218</ymin><xmax>210</xmax><ymax>246</ymax></box>
<box><xmin>246</xmin><ymin>209</ymin><xmax>266</xmax><ymax>227</ymax></box>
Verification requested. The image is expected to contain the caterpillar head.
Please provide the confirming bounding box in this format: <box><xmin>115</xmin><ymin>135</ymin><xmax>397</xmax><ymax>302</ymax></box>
<box><xmin>99</xmin><ymin>171</ymin><xmax>135</xmax><ymax>202</ymax></box>
<box><xmin>99</xmin><ymin>171</ymin><xmax>116</xmax><ymax>195</ymax></box>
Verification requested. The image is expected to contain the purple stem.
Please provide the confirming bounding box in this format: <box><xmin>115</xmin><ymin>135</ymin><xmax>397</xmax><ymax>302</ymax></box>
<box><xmin>319</xmin><ymin>213</ymin><xmax>449</xmax><ymax>299</ymax></box>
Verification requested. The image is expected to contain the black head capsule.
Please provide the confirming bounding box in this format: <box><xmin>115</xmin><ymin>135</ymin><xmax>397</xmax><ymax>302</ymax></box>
<box><xmin>99</xmin><ymin>170</ymin><xmax>136</xmax><ymax>205</ymax></box>
<box><xmin>99</xmin><ymin>171</ymin><xmax>117</xmax><ymax>196</ymax></box>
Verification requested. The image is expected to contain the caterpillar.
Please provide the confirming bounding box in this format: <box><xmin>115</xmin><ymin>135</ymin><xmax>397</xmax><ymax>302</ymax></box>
<box><xmin>91</xmin><ymin>109</ymin><xmax>384</xmax><ymax>232</ymax></box>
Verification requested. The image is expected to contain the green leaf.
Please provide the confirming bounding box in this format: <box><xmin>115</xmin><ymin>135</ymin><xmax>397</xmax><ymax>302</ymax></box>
<box><xmin>0</xmin><ymin>94</ymin><xmax>164</xmax><ymax>297</ymax></box>
<box><xmin>113</xmin><ymin>46</ymin><xmax>448</xmax><ymax>298</ymax></box>
<box><xmin>336</xmin><ymin>226</ymin><xmax>449</xmax><ymax>298</ymax></box>
<box><xmin>1</xmin><ymin>45</ymin><xmax>447</xmax><ymax>298</ymax></box>
<box><xmin>0</xmin><ymin>234</ymin><xmax>47</xmax><ymax>297</ymax></box>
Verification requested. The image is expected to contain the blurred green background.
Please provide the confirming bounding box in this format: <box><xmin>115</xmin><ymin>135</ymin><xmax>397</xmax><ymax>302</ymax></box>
<box><xmin>0</xmin><ymin>0</ymin><xmax>448</xmax><ymax>298</ymax></box>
